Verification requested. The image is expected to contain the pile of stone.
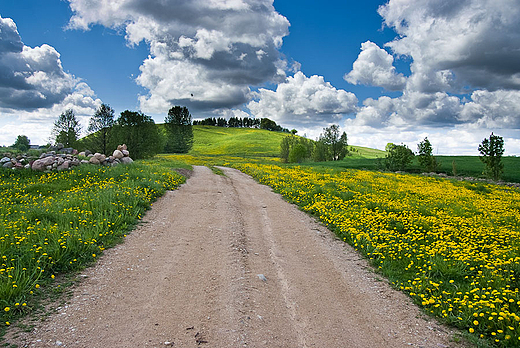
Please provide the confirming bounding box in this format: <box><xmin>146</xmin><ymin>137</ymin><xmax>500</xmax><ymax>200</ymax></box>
<box><xmin>1</xmin><ymin>154</ymin><xmax>30</xmax><ymax>169</ymax></box>
<box><xmin>80</xmin><ymin>144</ymin><xmax>133</xmax><ymax>166</ymax></box>
<box><xmin>0</xmin><ymin>144</ymin><xmax>133</xmax><ymax>172</ymax></box>
<box><xmin>31</xmin><ymin>152</ymin><xmax>82</xmax><ymax>171</ymax></box>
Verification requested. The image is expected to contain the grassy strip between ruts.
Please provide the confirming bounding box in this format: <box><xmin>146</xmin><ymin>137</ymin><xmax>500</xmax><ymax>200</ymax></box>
<box><xmin>0</xmin><ymin>161</ymin><xmax>186</xmax><ymax>328</ymax></box>
<box><xmin>233</xmin><ymin>162</ymin><xmax>520</xmax><ymax>348</ymax></box>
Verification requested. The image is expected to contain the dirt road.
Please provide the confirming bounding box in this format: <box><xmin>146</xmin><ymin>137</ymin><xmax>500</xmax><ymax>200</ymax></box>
<box><xmin>7</xmin><ymin>166</ymin><xmax>462</xmax><ymax>347</ymax></box>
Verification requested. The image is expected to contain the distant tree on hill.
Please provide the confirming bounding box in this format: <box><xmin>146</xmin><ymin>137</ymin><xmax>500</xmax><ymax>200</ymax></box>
<box><xmin>88</xmin><ymin>103</ymin><xmax>115</xmax><ymax>154</ymax></box>
<box><xmin>260</xmin><ymin>118</ymin><xmax>278</xmax><ymax>131</ymax></box>
<box><xmin>478</xmin><ymin>132</ymin><xmax>504</xmax><ymax>180</ymax></box>
<box><xmin>52</xmin><ymin>109</ymin><xmax>81</xmax><ymax>147</ymax></box>
<box><xmin>217</xmin><ymin>117</ymin><xmax>228</xmax><ymax>127</ymax></box>
<box><xmin>312</xmin><ymin>140</ymin><xmax>328</xmax><ymax>162</ymax></box>
<box><xmin>417</xmin><ymin>137</ymin><xmax>438</xmax><ymax>172</ymax></box>
<box><xmin>164</xmin><ymin>106</ymin><xmax>193</xmax><ymax>153</ymax></box>
<box><xmin>314</xmin><ymin>125</ymin><xmax>349</xmax><ymax>161</ymax></box>
<box><xmin>385</xmin><ymin>143</ymin><xmax>414</xmax><ymax>171</ymax></box>
<box><xmin>113</xmin><ymin>110</ymin><xmax>163</xmax><ymax>159</ymax></box>
<box><xmin>12</xmin><ymin>135</ymin><xmax>30</xmax><ymax>152</ymax></box>
<box><xmin>280</xmin><ymin>135</ymin><xmax>314</xmax><ymax>163</ymax></box>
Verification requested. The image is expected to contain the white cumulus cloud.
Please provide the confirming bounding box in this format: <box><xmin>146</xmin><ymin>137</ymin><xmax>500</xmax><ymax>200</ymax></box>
<box><xmin>344</xmin><ymin>41</ymin><xmax>406</xmax><ymax>91</ymax></box>
<box><xmin>247</xmin><ymin>71</ymin><xmax>358</xmax><ymax>128</ymax></box>
<box><xmin>0</xmin><ymin>15</ymin><xmax>101</xmax><ymax>145</ymax></box>
<box><xmin>379</xmin><ymin>0</ymin><xmax>520</xmax><ymax>92</ymax></box>
<box><xmin>67</xmin><ymin>0</ymin><xmax>290</xmax><ymax>113</ymax></box>
<box><xmin>343</xmin><ymin>0</ymin><xmax>520</xmax><ymax>152</ymax></box>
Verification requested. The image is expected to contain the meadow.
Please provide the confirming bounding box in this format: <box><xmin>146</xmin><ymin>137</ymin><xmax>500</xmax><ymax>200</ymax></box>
<box><xmin>0</xmin><ymin>161</ymin><xmax>184</xmax><ymax>326</ymax></box>
<box><xmin>231</xmin><ymin>162</ymin><xmax>520</xmax><ymax>347</ymax></box>
<box><xmin>320</xmin><ymin>155</ymin><xmax>520</xmax><ymax>183</ymax></box>
<box><xmin>2</xmin><ymin>126</ymin><xmax>519</xmax><ymax>347</ymax></box>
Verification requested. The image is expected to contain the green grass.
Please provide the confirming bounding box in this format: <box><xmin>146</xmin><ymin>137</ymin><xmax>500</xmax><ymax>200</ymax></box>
<box><xmin>306</xmin><ymin>155</ymin><xmax>520</xmax><ymax>183</ymax></box>
<box><xmin>0</xmin><ymin>161</ymin><xmax>185</xmax><ymax>327</ymax></box>
<box><xmin>347</xmin><ymin>145</ymin><xmax>387</xmax><ymax>159</ymax></box>
<box><xmin>191</xmin><ymin>125</ymin><xmax>287</xmax><ymax>158</ymax></box>
<box><xmin>435</xmin><ymin>156</ymin><xmax>520</xmax><ymax>182</ymax></box>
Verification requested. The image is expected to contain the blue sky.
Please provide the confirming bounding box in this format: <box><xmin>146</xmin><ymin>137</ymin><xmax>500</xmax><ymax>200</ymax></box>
<box><xmin>1</xmin><ymin>0</ymin><xmax>519</xmax><ymax>155</ymax></box>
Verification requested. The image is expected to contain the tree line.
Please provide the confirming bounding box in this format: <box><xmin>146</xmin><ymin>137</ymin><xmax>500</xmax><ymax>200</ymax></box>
<box><xmin>281</xmin><ymin>130</ymin><xmax>506</xmax><ymax>180</ymax></box>
<box><xmin>381</xmin><ymin>134</ymin><xmax>505</xmax><ymax>180</ymax></box>
<box><xmin>193</xmin><ymin>116</ymin><xmax>295</xmax><ymax>133</ymax></box>
<box><xmin>280</xmin><ymin>124</ymin><xmax>349</xmax><ymax>163</ymax></box>
<box><xmin>48</xmin><ymin>104</ymin><xmax>194</xmax><ymax>159</ymax></box>
<box><xmin>46</xmin><ymin>105</ymin><xmax>292</xmax><ymax>160</ymax></box>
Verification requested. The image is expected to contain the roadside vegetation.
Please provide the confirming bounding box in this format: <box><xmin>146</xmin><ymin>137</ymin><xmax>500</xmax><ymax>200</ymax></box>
<box><xmin>233</xmin><ymin>163</ymin><xmax>520</xmax><ymax>347</ymax></box>
<box><xmin>0</xmin><ymin>162</ymin><xmax>184</xmax><ymax>327</ymax></box>
<box><xmin>2</xmin><ymin>112</ymin><xmax>519</xmax><ymax>347</ymax></box>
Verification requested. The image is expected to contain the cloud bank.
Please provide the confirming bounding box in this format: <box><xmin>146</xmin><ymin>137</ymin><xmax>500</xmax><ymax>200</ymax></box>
<box><xmin>342</xmin><ymin>0</ymin><xmax>520</xmax><ymax>153</ymax></box>
<box><xmin>247</xmin><ymin>71</ymin><xmax>358</xmax><ymax>128</ymax></box>
<box><xmin>67</xmin><ymin>0</ymin><xmax>290</xmax><ymax>113</ymax></box>
<box><xmin>0</xmin><ymin>15</ymin><xmax>101</xmax><ymax>145</ymax></box>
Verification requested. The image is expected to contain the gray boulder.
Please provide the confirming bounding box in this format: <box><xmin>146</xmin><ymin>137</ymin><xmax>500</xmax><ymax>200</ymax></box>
<box><xmin>57</xmin><ymin>160</ymin><xmax>70</xmax><ymax>171</ymax></box>
<box><xmin>121</xmin><ymin>157</ymin><xmax>133</xmax><ymax>164</ymax></box>
<box><xmin>32</xmin><ymin>156</ymin><xmax>55</xmax><ymax>171</ymax></box>
<box><xmin>113</xmin><ymin>150</ymin><xmax>124</xmax><ymax>159</ymax></box>
<box><xmin>60</xmin><ymin>147</ymin><xmax>74</xmax><ymax>154</ymax></box>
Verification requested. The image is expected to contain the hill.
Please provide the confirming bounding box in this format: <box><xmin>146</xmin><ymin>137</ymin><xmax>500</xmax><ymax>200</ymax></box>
<box><xmin>190</xmin><ymin>125</ymin><xmax>287</xmax><ymax>158</ymax></box>
<box><xmin>190</xmin><ymin>125</ymin><xmax>386</xmax><ymax>160</ymax></box>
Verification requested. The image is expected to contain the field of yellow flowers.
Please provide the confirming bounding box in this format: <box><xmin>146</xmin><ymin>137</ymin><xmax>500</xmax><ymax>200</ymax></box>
<box><xmin>0</xmin><ymin>162</ymin><xmax>184</xmax><ymax>327</ymax></box>
<box><xmin>235</xmin><ymin>163</ymin><xmax>520</xmax><ymax>347</ymax></box>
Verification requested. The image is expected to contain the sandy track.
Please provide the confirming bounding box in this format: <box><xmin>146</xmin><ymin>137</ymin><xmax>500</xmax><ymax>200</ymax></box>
<box><xmin>7</xmin><ymin>166</ymin><xmax>462</xmax><ymax>348</ymax></box>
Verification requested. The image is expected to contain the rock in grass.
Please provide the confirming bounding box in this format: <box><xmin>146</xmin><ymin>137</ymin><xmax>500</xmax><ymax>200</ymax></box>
<box><xmin>113</xmin><ymin>149</ymin><xmax>124</xmax><ymax>159</ymax></box>
<box><xmin>121</xmin><ymin>157</ymin><xmax>133</xmax><ymax>164</ymax></box>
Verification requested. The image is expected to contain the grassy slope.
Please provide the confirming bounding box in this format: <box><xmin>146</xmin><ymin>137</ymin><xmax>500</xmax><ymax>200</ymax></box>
<box><xmin>187</xmin><ymin>127</ymin><xmax>520</xmax><ymax>182</ymax></box>
<box><xmin>191</xmin><ymin>125</ymin><xmax>287</xmax><ymax>157</ymax></box>
<box><xmin>190</xmin><ymin>126</ymin><xmax>386</xmax><ymax>159</ymax></box>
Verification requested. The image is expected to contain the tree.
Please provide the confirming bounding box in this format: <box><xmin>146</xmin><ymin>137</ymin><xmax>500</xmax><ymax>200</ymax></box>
<box><xmin>113</xmin><ymin>110</ymin><xmax>163</xmax><ymax>159</ymax></box>
<box><xmin>288</xmin><ymin>143</ymin><xmax>307</xmax><ymax>163</ymax></box>
<box><xmin>260</xmin><ymin>118</ymin><xmax>278</xmax><ymax>131</ymax></box>
<box><xmin>312</xmin><ymin>140</ymin><xmax>328</xmax><ymax>162</ymax></box>
<box><xmin>280</xmin><ymin>135</ymin><xmax>314</xmax><ymax>163</ymax></box>
<box><xmin>52</xmin><ymin>109</ymin><xmax>82</xmax><ymax>147</ymax></box>
<box><xmin>12</xmin><ymin>135</ymin><xmax>30</xmax><ymax>152</ymax></box>
<box><xmin>164</xmin><ymin>106</ymin><xmax>194</xmax><ymax>153</ymax></box>
<box><xmin>478</xmin><ymin>132</ymin><xmax>504</xmax><ymax>180</ymax></box>
<box><xmin>280</xmin><ymin>136</ymin><xmax>292</xmax><ymax>163</ymax></box>
<box><xmin>88</xmin><ymin>103</ymin><xmax>115</xmax><ymax>154</ymax></box>
<box><xmin>385</xmin><ymin>143</ymin><xmax>414</xmax><ymax>171</ymax></box>
<box><xmin>417</xmin><ymin>137</ymin><xmax>438</xmax><ymax>172</ymax></box>
<box><xmin>316</xmin><ymin>125</ymin><xmax>349</xmax><ymax>161</ymax></box>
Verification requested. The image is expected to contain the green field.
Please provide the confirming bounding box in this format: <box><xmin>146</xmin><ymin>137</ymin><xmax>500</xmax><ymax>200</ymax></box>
<box><xmin>191</xmin><ymin>125</ymin><xmax>287</xmax><ymax>157</ymax></box>
<box><xmin>0</xmin><ymin>161</ymin><xmax>184</xmax><ymax>328</ymax></box>
<box><xmin>2</xmin><ymin>125</ymin><xmax>519</xmax><ymax>347</ymax></box>
<box><xmin>316</xmin><ymin>155</ymin><xmax>520</xmax><ymax>183</ymax></box>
